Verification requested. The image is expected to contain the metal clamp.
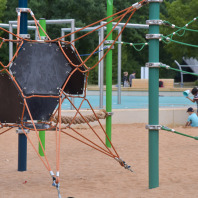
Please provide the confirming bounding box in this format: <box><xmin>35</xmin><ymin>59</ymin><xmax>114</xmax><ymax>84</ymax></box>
<box><xmin>115</xmin><ymin>157</ymin><xmax>133</xmax><ymax>172</ymax></box>
<box><xmin>132</xmin><ymin>2</ymin><xmax>143</xmax><ymax>10</ymax></box>
<box><xmin>16</xmin><ymin>8</ymin><xmax>30</xmax><ymax>13</ymax></box>
<box><xmin>145</xmin><ymin>62</ymin><xmax>162</xmax><ymax>68</ymax></box>
<box><xmin>146</xmin><ymin>20</ymin><xmax>163</xmax><ymax>25</ymax></box>
<box><xmin>16</xmin><ymin>128</ymin><xmax>30</xmax><ymax>134</ymax></box>
<box><xmin>104</xmin><ymin>45</ymin><xmax>114</xmax><ymax>49</ymax></box>
<box><xmin>19</xmin><ymin>34</ymin><xmax>30</xmax><ymax>39</ymax></box>
<box><xmin>104</xmin><ymin>40</ymin><xmax>115</xmax><ymax>49</ymax></box>
<box><xmin>147</xmin><ymin>0</ymin><xmax>163</xmax><ymax>2</ymax></box>
<box><xmin>37</xmin><ymin>36</ymin><xmax>48</xmax><ymax>41</ymax></box>
<box><xmin>146</xmin><ymin>34</ymin><xmax>163</xmax><ymax>40</ymax></box>
<box><xmin>145</xmin><ymin>125</ymin><xmax>162</xmax><ymax>130</ymax></box>
<box><xmin>107</xmin><ymin>112</ymin><xmax>114</xmax><ymax>116</ymax></box>
<box><xmin>104</xmin><ymin>40</ymin><xmax>114</xmax><ymax>44</ymax></box>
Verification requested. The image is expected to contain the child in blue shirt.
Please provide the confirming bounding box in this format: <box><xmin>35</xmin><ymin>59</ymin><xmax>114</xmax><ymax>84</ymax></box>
<box><xmin>186</xmin><ymin>87</ymin><xmax>198</xmax><ymax>114</ymax></box>
<box><xmin>185</xmin><ymin>107</ymin><xmax>198</xmax><ymax>127</ymax></box>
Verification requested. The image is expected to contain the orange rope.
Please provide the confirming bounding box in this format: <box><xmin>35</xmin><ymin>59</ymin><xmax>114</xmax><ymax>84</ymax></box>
<box><xmin>0</xmin><ymin>0</ymin><xmax>148</xmax><ymax>184</ymax></box>
<box><xmin>16</xmin><ymin>10</ymin><xmax>21</xmax><ymax>50</ymax></box>
<box><xmin>58</xmin><ymin>7</ymin><xmax>134</xmax><ymax>72</ymax></box>
<box><xmin>65</xmin><ymin>96</ymin><xmax>115</xmax><ymax>157</ymax></box>
<box><xmin>23</xmin><ymin>98</ymin><xmax>52</xmax><ymax>171</ymax></box>
<box><xmin>30</xmin><ymin>13</ymin><xmax>51</xmax><ymax>41</ymax></box>
<box><xmin>20</xmin><ymin>127</ymin><xmax>50</xmax><ymax>171</ymax></box>
<box><xmin>61</xmin><ymin>129</ymin><xmax>115</xmax><ymax>158</ymax></box>
<box><xmin>0</xmin><ymin>128</ymin><xmax>13</xmax><ymax>136</ymax></box>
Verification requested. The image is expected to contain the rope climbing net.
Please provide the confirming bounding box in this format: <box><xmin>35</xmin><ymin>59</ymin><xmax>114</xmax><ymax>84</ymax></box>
<box><xmin>0</xmin><ymin>0</ymin><xmax>148</xmax><ymax>196</ymax></box>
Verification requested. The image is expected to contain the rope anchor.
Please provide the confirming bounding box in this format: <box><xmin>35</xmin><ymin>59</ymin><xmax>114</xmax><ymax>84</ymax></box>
<box><xmin>52</xmin><ymin>177</ymin><xmax>62</xmax><ymax>198</ymax></box>
<box><xmin>115</xmin><ymin>157</ymin><xmax>133</xmax><ymax>172</ymax></box>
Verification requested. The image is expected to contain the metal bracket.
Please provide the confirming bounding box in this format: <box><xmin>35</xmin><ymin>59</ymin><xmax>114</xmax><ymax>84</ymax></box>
<box><xmin>145</xmin><ymin>62</ymin><xmax>162</xmax><ymax>68</ymax></box>
<box><xmin>104</xmin><ymin>40</ymin><xmax>114</xmax><ymax>44</ymax></box>
<box><xmin>146</xmin><ymin>20</ymin><xmax>163</xmax><ymax>25</ymax></box>
<box><xmin>19</xmin><ymin>34</ymin><xmax>30</xmax><ymax>39</ymax></box>
<box><xmin>104</xmin><ymin>40</ymin><xmax>115</xmax><ymax>49</ymax></box>
<box><xmin>16</xmin><ymin>8</ymin><xmax>30</xmax><ymax>13</ymax></box>
<box><xmin>104</xmin><ymin>45</ymin><xmax>114</xmax><ymax>49</ymax></box>
<box><xmin>16</xmin><ymin>128</ymin><xmax>30</xmax><ymax>134</ymax></box>
<box><xmin>147</xmin><ymin>0</ymin><xmax>163</xmax><ymax>2</ymax></box>
<box><xmin>107</xmin><ymin>112</ymin><xmax>114</xmax><ymax>116</ymax></box>
<box><xmin>37</xmin><ymin>36</ymin><xmax>48</xmax><ymax>41</ymax></box>
<box><xmin>146</xmin><ymin>34</ymin><xmax>163</xmax><ymax>40</ymax></box>
<box><xmin>145</xmin><ymin>125</ymin><xmax>162</xmax><ymax>130</ymax></box>
<box><xmin>132</xmin><ymin>2</ymin><xmax>142</xmax><ymax>10</ymax></box>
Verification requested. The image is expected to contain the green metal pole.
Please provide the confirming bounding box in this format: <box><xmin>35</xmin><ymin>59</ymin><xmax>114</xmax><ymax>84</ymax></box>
<box><xmin>106</xmin><ymin>0</ymin><xmax>113</xmax><ymax>148</ymax></box>
<box><xmin>148</xmin><ymin>2</ymin><xmax>160</xmax><ymax>189</ymax></box>
<box><xmin>38</xmin><ymin>18</ymin><xmax>46</xmax><ymax>156</ymax></box>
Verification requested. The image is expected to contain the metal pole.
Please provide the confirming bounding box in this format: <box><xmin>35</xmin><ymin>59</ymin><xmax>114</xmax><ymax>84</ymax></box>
<box><xmin>106</xmin><ymin>0</ymin><xmax>113</xmax><ymax>147</ymax></box>
<box><xmin>98</xmin><ymin>30</ymin><xmax>101</xmax><ymax>87</ymax></box>
<box><xmin>9</xmin><ymin>24</ymin><xmax>13</xmax><ymax>62</ymax></box>
<box><xmin>99</xmin><ymin>24</ymin><xmax>104</xmax><ymax>109</ymax></box>
<box><xmin>38</xmin><ymin>18</ymin><xmax>46</xmax><ymax>157</ymax></box>
<box><xmin>18</xmin><ymin>0</ymin><xmax>28</xmax><ymax>172</ymax></box>
<box><xmin>70</xmin><ymin>19</ymin><xmax>75</xmax><ymax>110</ymax></box>
<box><xmin>117</xmin><ymin>26</ymin><xmax>122</xmax><ymax>104</ymax></box>
<box><xmin>148</xmin><ymin>1</ymin><xmax>161</xmax><ymax>189</ymax></box>
<box><xmin>174</xmin><ymin>60</ymin><xmax>184</xmax><ymax>87</ymax></box>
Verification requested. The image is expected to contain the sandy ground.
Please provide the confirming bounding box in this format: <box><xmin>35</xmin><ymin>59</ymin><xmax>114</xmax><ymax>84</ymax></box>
<box><xmin>0</xmin><ymin>123</ymin><xmax>198</xmax><ymax>198</ymax></box>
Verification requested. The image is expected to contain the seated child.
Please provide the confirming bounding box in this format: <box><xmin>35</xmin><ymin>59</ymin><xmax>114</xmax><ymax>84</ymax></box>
<box><xmin>185</xmin><ymin>107</ymin><xmax>198</xmax><ymax>127</ymax></box>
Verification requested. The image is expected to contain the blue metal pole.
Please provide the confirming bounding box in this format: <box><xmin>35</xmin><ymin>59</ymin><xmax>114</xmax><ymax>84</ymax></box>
<box><xmin>18</xmin><ymin>0</ymin><xmax>28</xmax><ymax>172</ymax></box>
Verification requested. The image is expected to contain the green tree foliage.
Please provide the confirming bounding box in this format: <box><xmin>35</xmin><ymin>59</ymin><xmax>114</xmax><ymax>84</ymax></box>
<box><xmin>1</xmin><ymin>0</ymin><xmax>196</xmax><ymax>84</ymax></box>
<box><xmin>0</xmin><ymin>0</ymin><xmax>7</xmax><ymax>69</ymax></box>
<box><xmin>161</xmin><ymin>0</ymin><xmax>198</xmax><ymax>60</ymax></box>
<box><xmin>0</xmin><ymin>0</ymin><xmax>6</xmax><ymax>22</ymax></box>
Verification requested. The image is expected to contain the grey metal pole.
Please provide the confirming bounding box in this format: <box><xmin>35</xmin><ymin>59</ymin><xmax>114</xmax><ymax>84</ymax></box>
<box><xmin>102</xmin><ymin>22</ymin><xmax>149</xmax><ymax>29</ymax></box>
<box><xmin>71</xmin><ymin>19</ymin><xmax>75</xmax><ymax>44</ymax></box>
<box><xmin>35</xmin><ymin>29</ymin><xmax>38</xmax><ymax>40</ymax></box>
<box><xmin>98</xmin><ymin>30</ymin><xmax>101</xmax><ymax>87</ymax></box>
<box><xmin>99</xmin><ymin>24</ymin><xmax>104</xmax><ymax>109</ymax></box>
<box><xmin>174</xmin><ymin>60</ymin><xmax>183</xmax><ymax>88</ymax></box>
<box><xmin>117</xmin><ymin>26</ymin><xmax>122</xmax><ymax>104</ymax></box>
<box><xmin>70</xmin><ymin>19</ymin><xmax>75</xmax><ymax>110</ymax></box>
<box><xmin>9</xmin><ymin>23</ymin><xmax>13</xmax><ymax>62</ymax></box>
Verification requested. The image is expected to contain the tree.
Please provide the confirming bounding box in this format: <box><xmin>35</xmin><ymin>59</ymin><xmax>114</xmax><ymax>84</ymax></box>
<box><xmin>0</xmin><ymin>0</ymin><xmax>6</xmax><ymax>22</ymax></box>
<box><xmin>1</xmin><ymin>0</ymin><xmax>180</xmax><ymax>84</ymax></box>
<box><xmin>161</xmin><ymin>0</ymin><xmax>198</xmax><ymax>60</ymax></box>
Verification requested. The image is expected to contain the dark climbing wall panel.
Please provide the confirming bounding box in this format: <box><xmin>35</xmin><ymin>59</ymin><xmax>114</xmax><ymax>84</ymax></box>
<box><xmin>23</xmin><ymin>97</ymin><xmax>59</xmax><ymax>121</ymax></box>
<box><xmin>0</xmin><ymin>73</ymin><xmax>23</xmax><ymax>123</ymax></box>
<box><xmin>11</xmin><ymin>42</ymin><xmax>73</xmax><ymax>96</ymax></box>
<box><xmin>62</xmin><ymin>45</ymin><xmax>85</xmax><ymax>95</ymax></box>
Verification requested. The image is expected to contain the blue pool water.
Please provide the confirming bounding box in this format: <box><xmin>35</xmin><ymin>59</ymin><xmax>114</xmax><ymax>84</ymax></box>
<box><xmin>62</xmin><ymin>95</ymin><xmax>195</xmax><ymax>110</ymax></box>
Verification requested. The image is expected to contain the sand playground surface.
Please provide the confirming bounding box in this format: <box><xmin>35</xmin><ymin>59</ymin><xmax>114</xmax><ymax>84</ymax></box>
<box><xmin>1</xmin><ymin>123</ymin><xmax>198</xmax><ymax>198</ymax></box>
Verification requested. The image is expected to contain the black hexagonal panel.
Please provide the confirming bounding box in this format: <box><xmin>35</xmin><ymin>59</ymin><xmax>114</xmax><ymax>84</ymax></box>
<box><xmin>0</xmin><ymin>73</ymin><xmax>24</xmax><ymax>123</ymax></box>
<box><xmin>62</xmin><ymin>45</ymin><xmax>85</xmax><ymax>95</ymax></box>
<box><xmin>10</xmin><ymin>42</ymin><xmax>73</xmax><ymax>96</ymax></box>
<box><xmin>23</xmin><ymin>97</ymin><xmax>58</xmax><ymax>121</ymax></box>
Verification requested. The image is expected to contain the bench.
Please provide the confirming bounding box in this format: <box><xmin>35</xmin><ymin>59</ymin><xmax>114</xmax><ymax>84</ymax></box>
<box><xmin>132</xmin><ymin>79</ymin><xmax>174</xmax><ymax>88</ymax></box>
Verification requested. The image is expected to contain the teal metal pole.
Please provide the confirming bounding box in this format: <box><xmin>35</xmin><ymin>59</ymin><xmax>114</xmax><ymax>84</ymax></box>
<box><xmin>38</xmin><ymin>18</ymin><xmax>46</xmax><ymax>156</ymax></box>
<box><xmin>106</xmin><ymin>0</ymin><xmax>113</xmax><ymax>148</ymax></box>
<box><xmin>148</xmin><ymin>2</ymin><xmax>160</xmax><ymax>189</ymax></box>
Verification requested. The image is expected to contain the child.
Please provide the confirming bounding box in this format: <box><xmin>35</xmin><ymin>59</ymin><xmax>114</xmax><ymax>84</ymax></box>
<box><xmin>185</xmin><ymin>107</ymin><xmax>198</xmax><ymax>127</ymax></box>
<box><xmin>186</xmin><ymin>87</ymin><xmax>198</xmax><ymax>114</ymax></box>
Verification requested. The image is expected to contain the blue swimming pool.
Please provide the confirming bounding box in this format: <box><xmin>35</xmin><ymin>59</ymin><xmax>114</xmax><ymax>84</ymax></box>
<box><xmin>62</xmin><ymin>94</ymin><xmax>195</xmax><ymax>110</ymax></box>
